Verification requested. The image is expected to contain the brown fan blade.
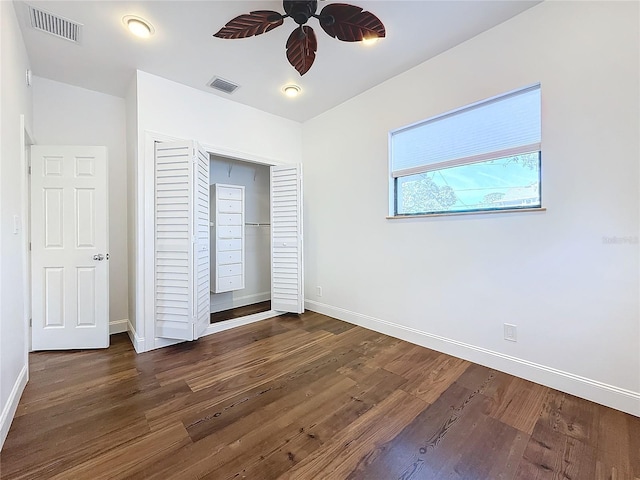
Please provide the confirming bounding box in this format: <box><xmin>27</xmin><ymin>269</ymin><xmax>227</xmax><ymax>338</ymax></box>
<box><xmin>286</xmin><ymin>26</ymin><xmax>317</xmax><ymax>76</ymax></box>
<box><xmin>213</xmin><ymin>11</ymin><xmax>283</xmax><ymax>39</ymax></box>
<box><xmin>319</xmin><ymin>3</ymin><xmax>385</xmax><ymax>42</ymax></box>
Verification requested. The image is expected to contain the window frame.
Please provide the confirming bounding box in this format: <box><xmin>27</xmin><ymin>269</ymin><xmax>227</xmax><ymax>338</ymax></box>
<box><xmin>388</xmin><ymin>84</ymin><xmax>543</xmax><ymax>217</ymax></box>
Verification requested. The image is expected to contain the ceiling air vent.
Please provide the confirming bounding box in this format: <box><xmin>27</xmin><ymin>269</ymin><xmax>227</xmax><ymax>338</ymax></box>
<box><xmin>208</xmin><ymin>77</ymin><xmax>240</xmax><ymax>94</ymax></box>
<box><xmin>27</xmin><ymin>5</ymin><xmax>82</xmax><ymax>44</ymax></box>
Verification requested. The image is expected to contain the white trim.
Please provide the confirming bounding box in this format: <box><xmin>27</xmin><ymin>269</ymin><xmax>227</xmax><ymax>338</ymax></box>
<box><xmin>126</xmin><ymin>320</ymin><xmax>145</xmax><ymax>353</ymax></box>
<box><xmin>305</xmin><ymin>300</ymin><xmax>640</xmax><ymax>417</ymax></box>
<box><xmin>391</xmin><ymin>143</ymin><xmax>541</xmax><ymax>178</ymax></box>
<box><xmin>0</xmin><ymin>365</ymin><xmax>28</xmax><ymax>451</ymax></box>
<box><xmin>200</xmin><ymin>141</ymin><xmax>282</xmax><ymax>167</ymax></box>
<box><xmin>20</xmin><ymin>115</ymin><xmax>34</xmax><ymax>362</ymax></box>
<box><xmin>204</xmin><ymin>310</ymin><xmax>281</xmax><ymax>336</ymax></box>
<box><xmin>109</xmin><ymin>318</ymin><xmax>128</xmax><ymax>335</ymax></box>
<box><xmin>386</xmin><ymin>207</ymin><xmax>546</xmax><ymax>219</ymax></box>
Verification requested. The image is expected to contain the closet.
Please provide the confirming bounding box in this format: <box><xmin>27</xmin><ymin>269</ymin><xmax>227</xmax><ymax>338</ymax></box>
<box><xmin>151</xmin><ymin>140</ymin><xmax>304</xmax><ymax>343</ymax></box>
<box><xmin>209</xmin><ymin>156</ymin><xmax>272</xmax><ymax>320</ymax></box>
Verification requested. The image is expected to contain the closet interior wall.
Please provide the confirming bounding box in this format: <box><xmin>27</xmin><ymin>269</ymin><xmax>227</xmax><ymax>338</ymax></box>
<box><xmin>209</xmin><ymin>155</ymin><xmax>271</xmax><ymax>313</ymax></box>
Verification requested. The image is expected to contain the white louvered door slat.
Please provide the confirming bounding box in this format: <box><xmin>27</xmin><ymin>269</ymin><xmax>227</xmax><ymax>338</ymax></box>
<box><xmin>155</xmin><ymin>141</ymin><xmax>193</xmax><ymax>340</ymax></box>
<box><xmin>154</xmin><ymin>141</ymin><xmax>209</xmax><ymax>341</ymax></box>
<box><xmin>270</xmin><ymin>165</ymin><xmax>304</xmax><ymax>313</ymax></box>
<box><xmin>194</xmin><ymin>145</ymin><xmax>210</xmax><ymax>339</ymax></box>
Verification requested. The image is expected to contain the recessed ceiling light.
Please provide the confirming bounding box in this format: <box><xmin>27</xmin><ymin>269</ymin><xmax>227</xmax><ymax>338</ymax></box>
<box><xmin>283</xmin><ymin>84</ymin><xmax>301</xmax><ymax>98</ymax></box>
<box><xmin>123</xmin><ymin>15</ymin><xmax>154</xmax><ymax>38</ymax></box>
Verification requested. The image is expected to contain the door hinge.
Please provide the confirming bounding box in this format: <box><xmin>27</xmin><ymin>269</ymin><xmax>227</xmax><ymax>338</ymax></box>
<box><xmin>29</xmin><ymin>242</ymin><xmax>31</xmax><ymax>251</ymax></box>
<box><xmin>28</xmin><ymin>166</ymin><xmax>31</xmax><ymax>175</ymax></box>
<box><xmin>29</xmin><ymin>318</ymin><xmax>32</xmax><ymax>327</ymax></box>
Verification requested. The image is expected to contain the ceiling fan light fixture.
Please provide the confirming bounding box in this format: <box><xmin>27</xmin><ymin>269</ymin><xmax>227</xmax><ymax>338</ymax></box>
<box><xmin>213</xmin><ymin>1</ymin><xmax>385</xmax><ymax>75</ymax></box>
<box><xmin>123</xmin><ymin>15</ymin><xmax>154</xmax><ymax>38</ymax></box>
<box><xmin>361</xmin><ymin>36</ymin><xmax>380</xmax><ymax>46</ymax></box>
<box><xmin>283</xmin><ymin>84</ymin><xmax>302</xmax><ymax>98</ymax></box>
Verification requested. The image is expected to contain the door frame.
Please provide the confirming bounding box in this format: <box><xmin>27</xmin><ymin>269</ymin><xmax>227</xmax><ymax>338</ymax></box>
<box><xmin>21</xmin><ymin>115</ymin><xmax>34</xmax><ymax>356</ymax></box>
<box><xmin>140</xmin><ymin>131</ymin><xmax>288</xmax><ymax>352</ymax></box>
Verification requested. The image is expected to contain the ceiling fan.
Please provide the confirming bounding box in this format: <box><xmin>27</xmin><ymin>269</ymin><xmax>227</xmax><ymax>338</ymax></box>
<box><xmin>213</xmin><ymin>1</ymin><xmax>386</xmax><ymax>76</ymax></box>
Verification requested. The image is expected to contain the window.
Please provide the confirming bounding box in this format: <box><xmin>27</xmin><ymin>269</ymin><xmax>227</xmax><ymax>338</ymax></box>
<box><xmin>390</xmin><ymin>84</ymin><xmax>541</xmax><ymax>216</ymax></box>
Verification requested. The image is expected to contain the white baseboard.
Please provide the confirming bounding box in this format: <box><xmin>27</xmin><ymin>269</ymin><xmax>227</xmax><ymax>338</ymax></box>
<box><xmin>210</xmin><ymin>291</ymin><xmax>270</xmax><ymax>313</ymax></box>
<box><xmin>305</xmin><ymin>300</ymin><xmax>640</xmax><ymax>417</ymax></box>
<box><xmin>0</xmin><ymin>364</ymin><xmax>28</xmax><ymax>451</ymax></box>
<box><xmin>109</xmin><ymin>318</ymin><xmax>128</xmax><ymax>335</ymax></box>
<box><xmin>127</xmin><ymin>320</ymin><xmax>145</xmax><ymax>353</ymax></box>
<box><xmin>204</xmin><ymin>310</ymin><xmax>281</xmax><ymax>337</ymax></box>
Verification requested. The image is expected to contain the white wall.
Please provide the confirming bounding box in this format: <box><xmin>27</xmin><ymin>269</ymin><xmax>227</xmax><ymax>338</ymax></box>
<box><xmin>210</xmin><ymin>156</ymin><xmax>271</xmax><ymax>312</ymax></box>
<box><xmin>32</xmin><ymin>77</ymin><xmax>129</xmax><ymax>332</ymax></box>
<box><xmin>0</xmin><ymin>1</ymin><xmax>32</xmax><ymax>449</ymax></box>
<box><xmin>131</xmin><ymin>71</ymin><xmax>301</xmax><ymax>351</ymax></box>
<box><xmin>302</xmin><ymin>1</ymin><xmax>640</xmax><ymax>415</ymax></box>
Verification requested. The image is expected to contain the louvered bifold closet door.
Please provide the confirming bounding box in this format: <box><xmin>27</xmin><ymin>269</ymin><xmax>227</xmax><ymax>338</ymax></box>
<box><xmin>154</xmin><ymin>141</ymin><xmax>195</xmax><ymax>340</ymax></box>
<box><xmin>270</xmin><ymin>165</ymin><xmax>304</xmax><ymax>313</ymax></box>
<box><xmin>193</xmin><ymin>146</ymin><xmax>210</xmax><ymax>339</ymax></box>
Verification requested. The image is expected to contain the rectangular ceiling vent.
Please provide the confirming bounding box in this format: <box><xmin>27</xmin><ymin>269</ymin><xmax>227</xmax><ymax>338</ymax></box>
<box><xmin>27</xmin><ymin>5</ymin><xmax>83</xmax><ymax>44</ymax></box>
<box><xmin>208</xmin><ymin>77</ymin><xmax>240</xmax><ymax>95</ymax></box>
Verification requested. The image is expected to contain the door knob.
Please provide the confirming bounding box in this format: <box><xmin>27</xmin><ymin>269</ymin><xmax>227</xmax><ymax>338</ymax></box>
<box><xmin>93</xmin><ymin>254</ymin><xmax>105</xmax><ymax>261</ymax></box>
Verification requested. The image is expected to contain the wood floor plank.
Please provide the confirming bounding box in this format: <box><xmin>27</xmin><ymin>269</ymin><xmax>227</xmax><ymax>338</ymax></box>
<box><xmin>15</xmin><ymin>367</ymin><xmax>141</xmax><ymax>417</ymax></box>
<box><xmin>182</xmin><ymin>347</ymin><xmax>363</xmax><ymax>442</ymax></box>
<box><xmin>210</xmin><ymin>300</ymin><xmax>271</xmax><ymax>323</ymax></box>
<box><xmin>594</xmin><ymin>402</ymin><xmax>640</xmax><ymax>479</ymax></box>
<box><xmin>204</xmin><ymin>373</ymin><xmax>404</xmax><ymax>480</ymax></box>
<box><xmin>341</xmin><ymin>375</ymin><xmax>510</xmax><ymax>479</ymax></box>
<box><xmin>134</xmin><ymin>376</ymin><xmax>359</xmax><ymax>479</ymax></box>
<box><xmin>484</xmin><ymin>374</ymin><xmax>550</xmax><ymax>435</ymax></box>
<box><xmin>1</xmin><ymin>414</ymin><xmax>150</xmax><ymax>479</ymax></box>
<box><xmin>514</xmin><ymin>422</ymin><xmax>596</xmax><ymax>480</ymax></box>
<box><xmin>401</xmin><ymin>352</ymin><xmax>472</xmax><ymax>404</ymax></box>
<box><xmin>536</xmin><ymin>389</ymin><xmax>600</xmax><ymax>446</ymax></box>
<box><xmin>1</xmin><ymin>313</ymin><xmax>636</xmax><ymax>480</ymax></box>
<box><xmin>233</xmin><ymin>367</ymin><xmax>408</xmax><ymax>480</ymax></box>
<box><xmin>49</xmin><ymin>423</ymin><xmax>191</xmax><ymax>480</ymax></box>
<box><xmin>277</xmin><ymin>389</ymin><xmax>428</xmax><ymax>480</ymax></box>
<box><xmin>153</xmin><ymin>327</ymin><xmax>320</xmax><ymax>385</ymax></box>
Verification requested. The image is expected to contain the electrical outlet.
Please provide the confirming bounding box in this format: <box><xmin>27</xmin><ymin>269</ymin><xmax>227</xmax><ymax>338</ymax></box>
<box><xmin>316</xmin><ymin>286</ymin><xmax>323</xmax><ymax>297</ymax></box>
<box><xmin>504</xmin><ymin>323</ymin><xmax>517</xmax><ymax>342</ymax></box>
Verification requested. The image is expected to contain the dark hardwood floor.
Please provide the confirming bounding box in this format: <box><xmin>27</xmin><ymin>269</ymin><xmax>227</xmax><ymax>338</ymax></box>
<box><xmin>210</xmin><ymin>300</ymin><xmax>272</xmax><ymax>324</ymax></box>
<box><xmin>1</xmin><ymin>311</ymin><xmax>638</xmax><ymax>479</ymax></box>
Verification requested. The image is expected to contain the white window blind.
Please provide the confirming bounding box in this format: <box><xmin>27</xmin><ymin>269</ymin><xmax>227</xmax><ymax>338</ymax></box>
<box><xmin>390</xmin><ymin>84</ymin><xmax>541</xmax><ymax>178</ymax></box>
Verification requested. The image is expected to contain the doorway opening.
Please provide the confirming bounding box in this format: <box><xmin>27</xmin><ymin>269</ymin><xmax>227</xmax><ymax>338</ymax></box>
<box><xmin>209</xmin><ymin>155</ymin><xmax>271</xmax><ymax>324</ymax></box>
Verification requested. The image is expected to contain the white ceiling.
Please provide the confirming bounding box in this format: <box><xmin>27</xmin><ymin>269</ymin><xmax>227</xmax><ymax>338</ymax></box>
<box><xmin>15</xmin><ymin>1</ymin><xmax>540</xmax><ymax>122</ymax></box>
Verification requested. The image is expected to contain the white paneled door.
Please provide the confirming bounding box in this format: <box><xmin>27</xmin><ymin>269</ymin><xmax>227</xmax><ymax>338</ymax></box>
<box><xmin>270</xmin><ymin>165</ymin><xmax>304</xmax><ymax>314</ymax></box>
<box><xmin>31</xmin><ymin>146</ymin><xmax>109</xmax><ymax>350</ymax></box>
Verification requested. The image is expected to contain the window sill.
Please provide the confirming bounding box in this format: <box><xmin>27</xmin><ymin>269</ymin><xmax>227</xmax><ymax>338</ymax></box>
<box><xmin>386</xmin><ymin>207</ymin><xmax>546</xmax><ymax>219</ymax></box>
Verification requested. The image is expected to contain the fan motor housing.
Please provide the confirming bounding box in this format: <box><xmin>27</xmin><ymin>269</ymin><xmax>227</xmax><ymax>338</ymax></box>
<box><xmin>284</xmin><ymin>0</ymin><xmax>318</xmax><ymax>25</ymax></box>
